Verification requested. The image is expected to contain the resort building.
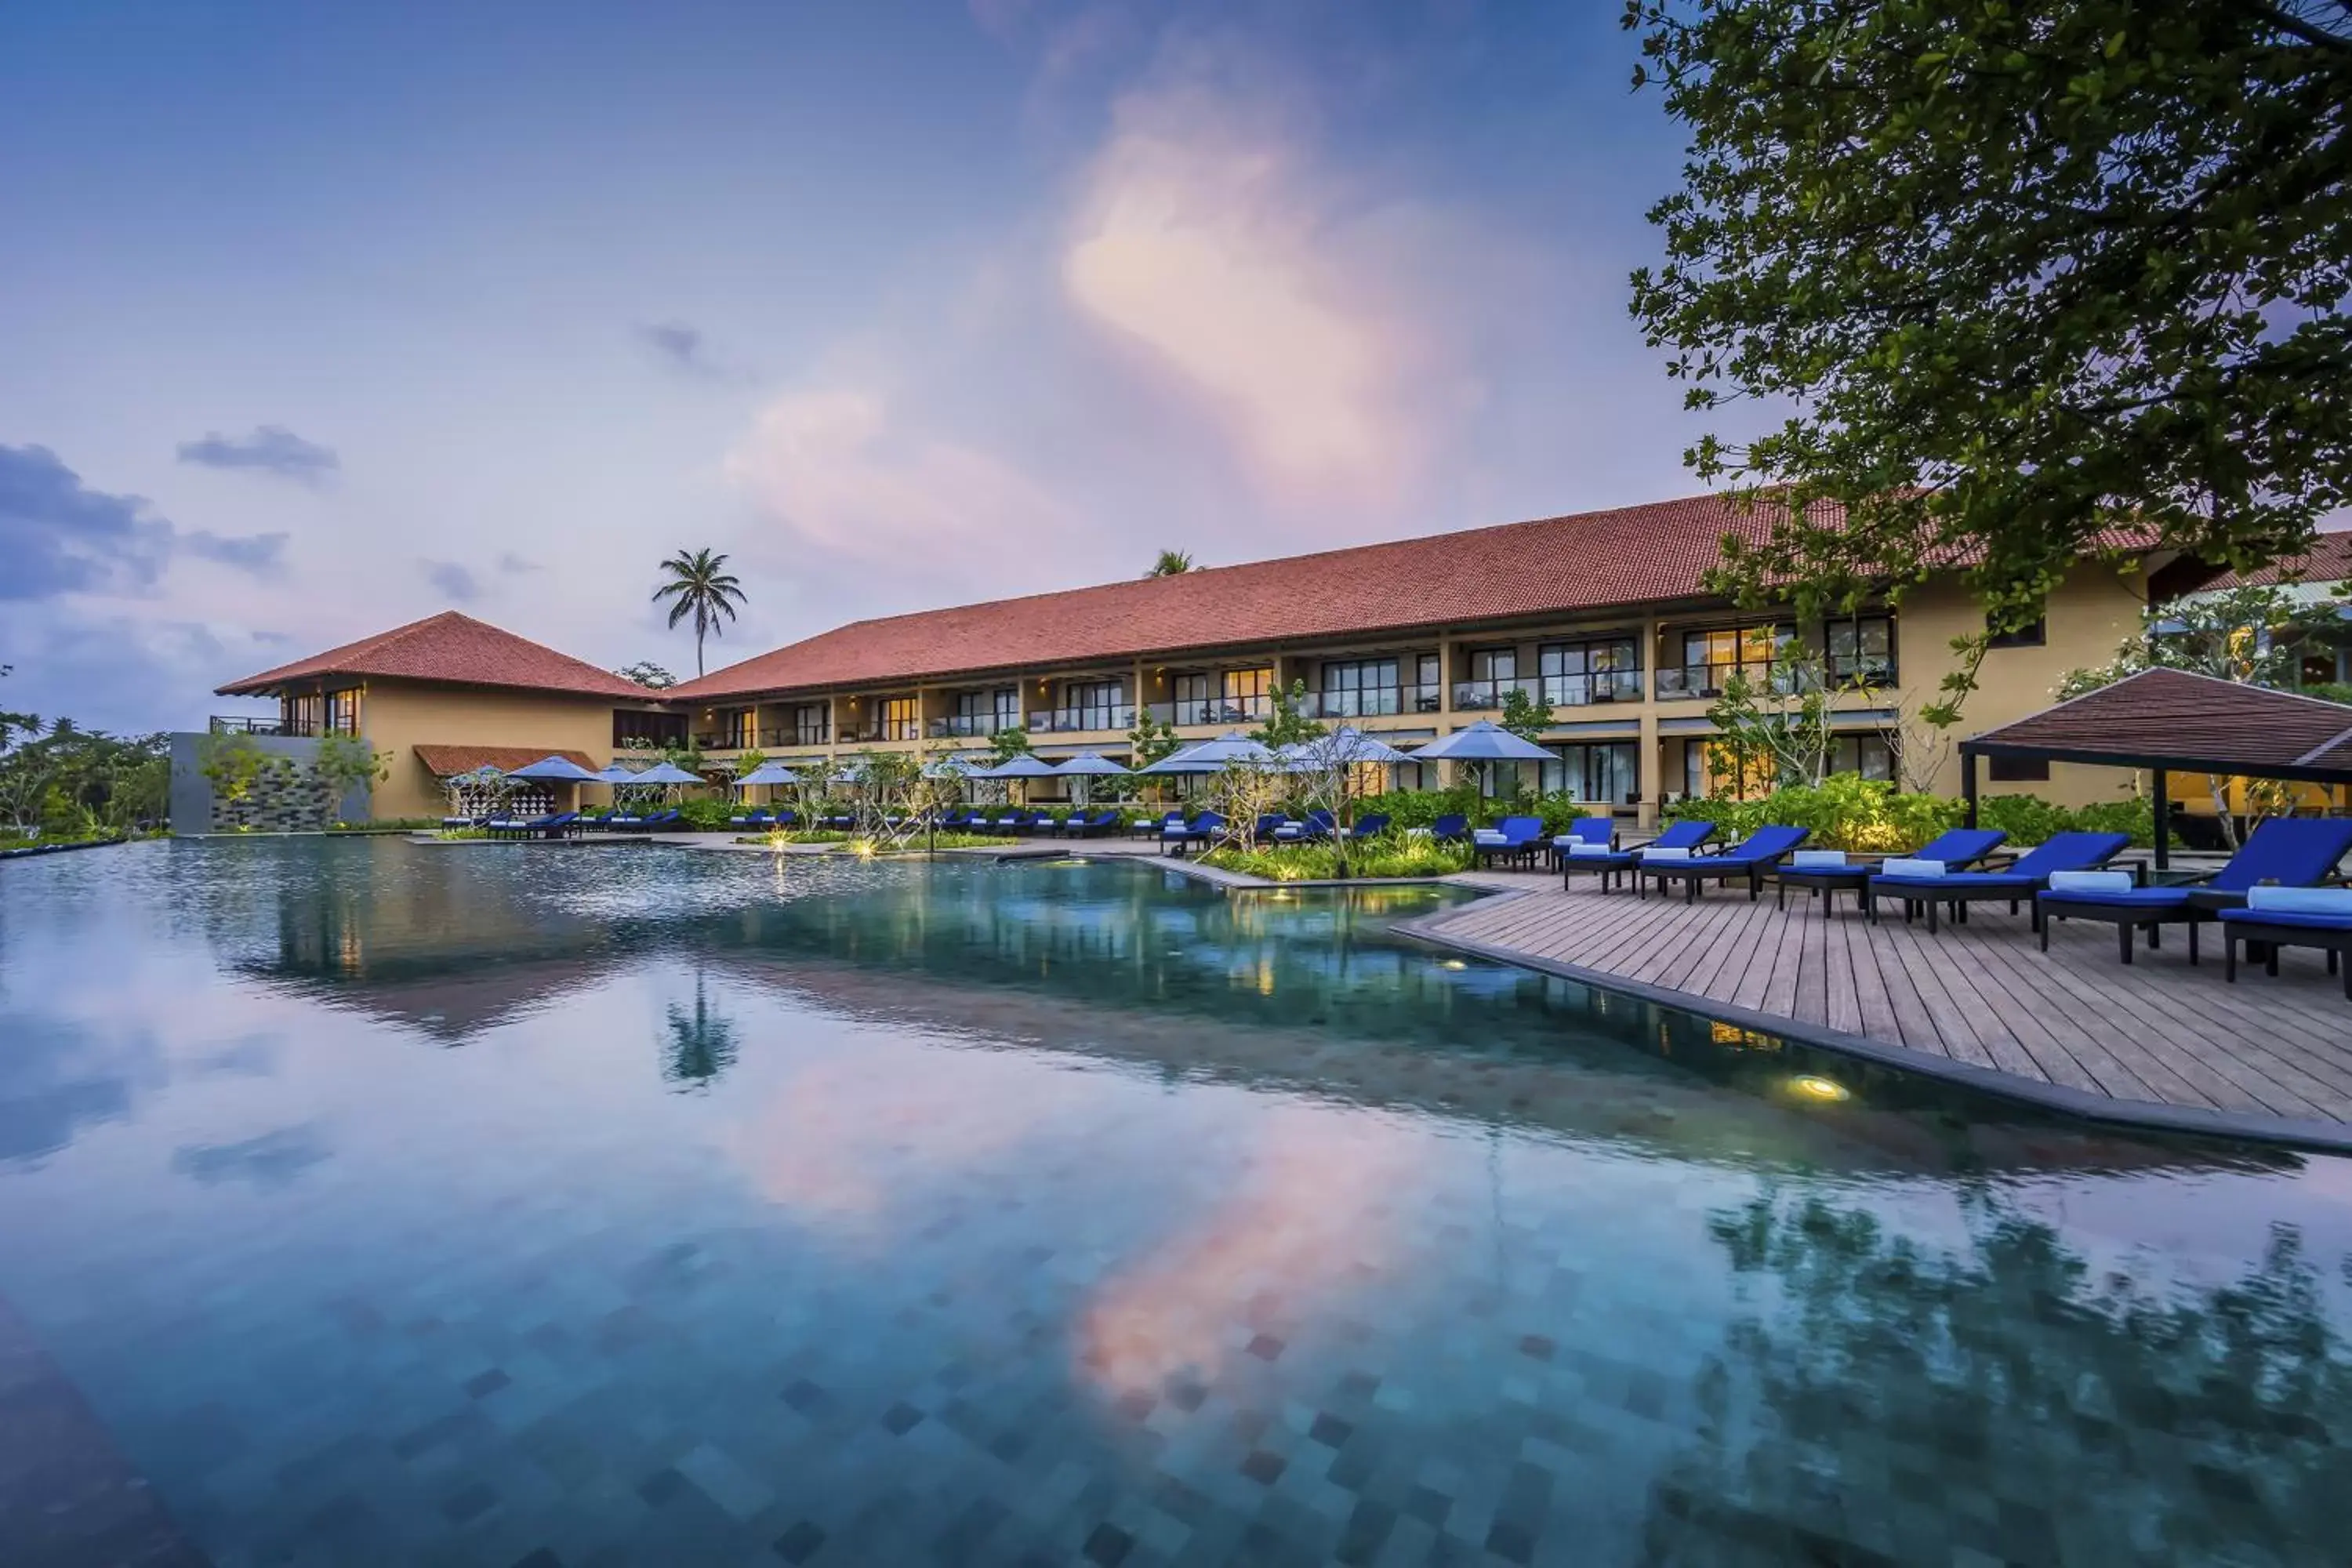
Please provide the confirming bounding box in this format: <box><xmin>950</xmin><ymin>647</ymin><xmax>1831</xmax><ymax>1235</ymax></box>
<box><xmin>211</xmin><ymin>493</ymin><xmax>2190</xmax><ymax>825</ymax></box>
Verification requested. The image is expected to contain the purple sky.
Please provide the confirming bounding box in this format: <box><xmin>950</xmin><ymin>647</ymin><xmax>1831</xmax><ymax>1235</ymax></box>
<box><xmin>2</xmin><ymin>0</ymin><xmax>1722</xmax><ymax>730</ymax></box>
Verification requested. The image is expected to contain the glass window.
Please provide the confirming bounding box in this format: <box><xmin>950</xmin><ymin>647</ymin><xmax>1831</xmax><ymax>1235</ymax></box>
<box><xmin>1539</xmin><ymin>637</ymin><xmax>1640</xmax><ymax>703</ymax></box>
<box><xmin>615</xmin><ymin>710</ymin><xmax>688</xmax><ymax>748</ymax></box>
<box><xmin>1831</xmin><ymin>734</ymin><xmax>1895</xmax><ymax>782</ymax></box>
<box><xmin>1540</xmin><ymin>742</ymin><xmax>1639</xmax><ymax>804</ymax></box>
<box><xmin>1064</xmin><ymin>680</ymin><xmax>1128</xmax><ymax>728</ymax></box>
<box><xmin>1469</xmin><ymin>648</ymin><xmax>1517</xmax><ymax>682</ymax></box>
<box><xmin>1679</xmin><ymin>623</ymin><xmax>1791</xmax><ymax>692</ymax></box>
<box><xmin>1827</xmin><ymin>615</ymin><xmax>1896</xmax><ymax>684</ymax></box>
<box><xmin>881</xmin><ymin>696</ymin><xmax>920</xmax><ymax>741</ymax></box>
<box><xmin>1319</xmin><ymin>658</ymin><xmax>1400</xmax><ymax>717</ymax></box>
<box><xmin>1171</xmin><ymin>673</ymin><xmax>1211</xmax><ymax>724</ymax></box>
<box><xmin>1986</xmin><ymin>615</ymin><xmax>2045</xmax><ymax>648</ymax></box>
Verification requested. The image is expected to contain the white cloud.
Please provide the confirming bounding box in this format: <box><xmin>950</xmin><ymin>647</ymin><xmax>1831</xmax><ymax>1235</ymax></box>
<box><xmin>724</xmin><ymin>388</ymin><xmax>1083</xmax><ymax>581</ymax></box>
<box><xmin>1060</xmin><ymin>46</ymin><xmax>1466</xmax><ymax>508</ymax></box>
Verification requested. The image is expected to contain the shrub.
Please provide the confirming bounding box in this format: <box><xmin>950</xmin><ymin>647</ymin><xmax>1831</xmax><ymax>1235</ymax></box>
<box><xmin>677</xmin><ymin>798</ymin><xmax>735</xmax><ymax>830</ymax></box>
<box><xmin>1200</xmin><ymin>837</ymin><xmax>1472</xmax><ymax>880</ymax></box>
<box><xmin>1669</xmin><ymin>782</ymin><xmax>2156</xmax><ymax>850</ymax></box>
<box><xmin>1664</xmin><ymin>775</ymin><xmax>1962</xmax><ymax>851</ymax></box>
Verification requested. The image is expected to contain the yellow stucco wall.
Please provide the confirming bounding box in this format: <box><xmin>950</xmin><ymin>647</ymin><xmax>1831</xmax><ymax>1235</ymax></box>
<box><xmin>1897</xmin><ymin>561</ymin><xmax>2151</xmax><ymax>806</ymax></box>
<box><xmin>360</xmin><ymin>682</ymin><xmax>631</xmax><ymax>819</ymax></box>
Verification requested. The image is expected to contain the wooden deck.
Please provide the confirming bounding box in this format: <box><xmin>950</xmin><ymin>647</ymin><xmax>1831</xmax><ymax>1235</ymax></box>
<box><xmin>1425</xmin><ymin>869</ymin><xmax>2352</xmax><ymax>1129</ymax></box>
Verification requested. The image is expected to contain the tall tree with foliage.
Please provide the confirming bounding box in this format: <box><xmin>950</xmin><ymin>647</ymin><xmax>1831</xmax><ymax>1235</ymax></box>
<box><xmin>1247</xmin><ymin>680</ymin><xmax>1326</xmax><ymax>751</ymax></box>
<box><xmin>1625</xmin><ymin>1</ymin><xmax>2352</xmax><ymax>635</ymax></box>
<box><xmin>651</xmin><ymin>549</ymin><xmax>748</xmax><ymax>677</ymax></box>
<box><xmin>615</xmin><ymin>660</ymin><xmax>677</xmax><ymax>690</ymax></box>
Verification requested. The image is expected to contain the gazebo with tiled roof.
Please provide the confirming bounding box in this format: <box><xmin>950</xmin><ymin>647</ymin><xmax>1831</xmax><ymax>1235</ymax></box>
<box><xmin>1960</xmin><ymin>668</ymin><xmax>2352</xmax><ymax>869</ymax></box>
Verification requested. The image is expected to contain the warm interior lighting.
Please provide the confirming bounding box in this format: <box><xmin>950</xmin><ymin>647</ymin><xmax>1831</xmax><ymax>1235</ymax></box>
<box><xmin>1789</xmin><ymin>1074</ymin><xmax>1850</xmax><ymax>1102</ymax></box>
<box><xmin>1439</xmin><ymin>958</ymin><xmax>1468</xmax><ymax>971</ymax></box>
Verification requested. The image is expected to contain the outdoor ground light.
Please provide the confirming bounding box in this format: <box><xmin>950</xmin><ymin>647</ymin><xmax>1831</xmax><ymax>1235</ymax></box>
<box><xmin>1789</xmin><ymin>1074</ymin><xmax>1851</xmax><ymax>1102</ymax></box>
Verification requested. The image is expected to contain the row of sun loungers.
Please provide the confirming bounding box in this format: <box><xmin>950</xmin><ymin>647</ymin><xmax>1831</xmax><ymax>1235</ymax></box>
<box><xmin>1551</xmin><ymin>815</ymin><xmax>2352</xmax><ymax>1001</ymax></box>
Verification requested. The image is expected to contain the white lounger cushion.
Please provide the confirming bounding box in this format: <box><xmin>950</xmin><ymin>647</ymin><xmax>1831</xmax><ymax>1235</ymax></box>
<box><xmin>1641</xmin><ymin>846</ymin><xmax>1692</xmax><ymax>862</ymax></box>
<box><xmin>2046</xmin><ymin>869</ymin><xmax>2132</xmax><ymax>894</ymax></box>
<box><xmin>1790</xmin><ymin>849</ymin><xmax>1848</xmax><ymax>868</ymax></box>
<box><xmin>1567</xmin><ymin>841</ymin><xmax>1616</xmax><ymax>858</ymax></box>
<box><xmin>1472</xmin><ymin>829</ymin><xmax>1507</xmax><ymax>844</ymax></box>
<box><xmin>2248</xmin><ymin>886</ymin><xmax>2352</xmax><ymax>914</ymax></box>
<box><xmin>1880</xmin><ymin>857</ymin><xmax>1947</xmax><ymax>878</ymax></box>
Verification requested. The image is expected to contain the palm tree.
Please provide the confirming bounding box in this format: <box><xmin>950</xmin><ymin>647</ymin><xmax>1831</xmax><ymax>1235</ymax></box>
<box><xmin>651</xmin><ymin>549</ymin><xmax>748</xmax><ymax>677</ymax></box>
<box><xmin>1145</xmin><ymin>550</ymin><xmax>1194</xmax><ymax>578</ymax></box>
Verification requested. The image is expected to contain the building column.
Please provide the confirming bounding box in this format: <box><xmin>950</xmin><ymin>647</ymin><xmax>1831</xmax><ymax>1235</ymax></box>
<box><xmin>1433</xmin><ymin>632</ymin><xmax>1457</xmax><ymax>789</ymax></box>
<box><xmin>1637</xmin><ymin>613</ymin><xmax>1664</xmax><ymax>829</ymax></box>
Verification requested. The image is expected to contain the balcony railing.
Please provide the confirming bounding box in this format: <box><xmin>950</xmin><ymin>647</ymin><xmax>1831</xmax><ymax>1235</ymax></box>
<box><xmin>694</xmin><ymin>732</ymin><xmax>759</xmax><ymax>750</ymax></box>
<box><xmin>210</xmin><ymin>716</ymin><xmax>356</xmax><ymax>737</ymax></box>
<box><xmin>1655</xmin><ymin>662</ymin><xmax>1791</xmax><ymax>699</ymax></box>
<box><xmin>1029</xmin><ymin>706</ymin><xmax>1136</xmax><ymax>734</ymax></box>
<box><xmin>1450</xmin><ymin>679</ymin><xmax>1534</xmax><ymax>711</ymax></box>
<box><xmin>928</xmin><ymin>714</ymin><xmax>1014</xmax><ymax>739</ymax></box>
<box><xmin>1541</xmin><ymin>672</ymin><xmax>1644</xmax><ymax>706</ymax></box>
<box><xmin>1302</xmin><ymin>684</ymin><xmax>1443</xmax><ymax>719</ymax></box>
<box><xmin>1145</xmin><ymin>695</ymin><xmax>1270</xmax><ymax>727</ymax></box>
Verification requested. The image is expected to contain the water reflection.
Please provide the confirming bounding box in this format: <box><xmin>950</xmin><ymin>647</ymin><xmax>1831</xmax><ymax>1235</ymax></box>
<box><xmin>661</xmin><ymin>972</ymin><xmax>738</xmax><ymax>1092</ymax></box>
<box><xmin>1646</xmin><ymin>1190</ymin><xmax>2352</xmax><ymax>1563</ymax></box>
<box><xmin>201</xmin><ymin>841</ymin><xmax>2288</xmax><ymax>1184</ymax></box>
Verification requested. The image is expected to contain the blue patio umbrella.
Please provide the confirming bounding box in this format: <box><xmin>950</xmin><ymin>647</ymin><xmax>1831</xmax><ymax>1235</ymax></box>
<box><xmin>507</xmin><ymin>755</ymin><xmax>601</xmax><ymax>783</ymax></box>
<box><xmin>972</xmin><ymin>754</ymin><xmax>1058</xmax><ymax>779</ymax></box>
<box><xmin>592</xmin><ymin>763</ymin><xmax>640</xmax><ymax>784</ymax></box>
<box><xmin>973</xmin><ymin>751</ymin><xmax>1055</xmax><ymax>803</ymax></box>
<box><xmin>1138</xmin><ymin>731</ymin><xmax>1275</xmax><ymax>774</ymax></box>
<box><xmin>1051</xmin><ymin>748</ymin><xmax>1131</xmax><ymax>805</ymax></box>
<box><xmin>735</xmin><ymin>760</ymin><xmax>800</xmax><ymax>789</ymax></box>
<box><xmin>630</xmin><ymin>761</ymin><xmax>705</xmax><ymax>786</ymax></box>
<box><xmin>1412</xmin><ymin>719</ymin><xmax>1552</xmax><ymax>793</ymax></box>
<box><xmin>1411</xmin><ymin>720</ymin><xmax>1552</xmax><ymax>762</ymax></box>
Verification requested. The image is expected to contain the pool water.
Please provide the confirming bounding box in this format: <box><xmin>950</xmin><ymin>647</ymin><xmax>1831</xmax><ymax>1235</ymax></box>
<box><xmin>5</xmin><ymin>838</ymin><xmax>2352</xmax><ymax>1566</ymax></box>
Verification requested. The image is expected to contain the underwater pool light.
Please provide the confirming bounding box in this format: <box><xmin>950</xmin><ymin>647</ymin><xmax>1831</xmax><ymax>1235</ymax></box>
<box><xmin>1789</xmin><ymin>1074</ymin><xmax>1851</xmax><ymax>1102</ymax></box>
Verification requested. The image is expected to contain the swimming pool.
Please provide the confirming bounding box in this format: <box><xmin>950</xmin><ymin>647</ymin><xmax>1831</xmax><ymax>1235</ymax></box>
<box><xmin>4</xmin><ymin>837</ymin><xmax>2350</xmax><ymax>1565</ymax></box>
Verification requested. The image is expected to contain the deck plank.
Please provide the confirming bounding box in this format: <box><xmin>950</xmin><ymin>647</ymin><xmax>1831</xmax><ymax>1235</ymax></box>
<box><xmin>1421</xmin><ymin>869</ymin><xmax>2352</xmax><ymax>1131</ymax></box>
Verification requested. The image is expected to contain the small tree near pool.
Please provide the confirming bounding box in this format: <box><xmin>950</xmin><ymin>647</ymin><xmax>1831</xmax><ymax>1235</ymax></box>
<box><xmin>310</xmin><ymin>734</ymin><xmax>391</xmax><ymax>824</ymax></box>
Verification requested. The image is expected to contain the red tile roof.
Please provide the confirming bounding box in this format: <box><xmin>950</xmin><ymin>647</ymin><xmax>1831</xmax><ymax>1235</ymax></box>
<box><xmin>412</xmin><ymin>745</ymin><xmax>603</xmax><ymax>777</ymax></box>
<box><xmin>1966</xmin><ymin>668</ymin><xmax>2352</xmax><ymax>779</ymax></box>
<box><xmin>218</xmin><ymin>611</ymin><xmax>649</xmax><ymax>699</ymax></box>
<box><xmin>2183</xmin><ymin>531</ymin><xmax>2352</xmax><ymax>592</ymax></box>
<box><xmin>670</xmin><ymin>493</ymin><xmax>1830</xmax><ymax>701</ymax></box>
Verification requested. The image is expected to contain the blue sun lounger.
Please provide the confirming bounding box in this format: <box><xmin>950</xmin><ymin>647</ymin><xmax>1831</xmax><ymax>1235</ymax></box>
<box><xmin>2037</xmin><ymin>816</ymin><xmax>2352</xmax><ymax>965</ymax></box>
<box><xmin>1162</xmin><ymin>811</ymin><xmax>1225</xmax><ymax>856</ymax></box>
<box><xmin>1471</xmin><ymin>816</ymin><xmax>1546</xmax><ymax>868</ymax></box>
<box><xmin>1770</xmin><ymin>828</ymin><xmax>2008</xmax><ymax>915</ymax></box>
<box><xmin>1561</xmin><ymin>818</ymin><xmax>1715</xmax><ymax>891</ymax></box>
<box><xmin>1545</xmin><ymin>815</ymin><xmax>1616</xmax><ymax>871</ymax></box>
<box><xmin>1865</xmin><ymin>830</ymin><xmax>2131</xmax><ymax>932</ymax></box>
<box><xmin>2220</xmin><ymin>887</ymin><xmax>2352</xmax><ymax>1000</ymax></box>
<box><xmin>1639</xmin><ymin>824</ymin><xmax>1810</xmax><ymax>902</ymax></box>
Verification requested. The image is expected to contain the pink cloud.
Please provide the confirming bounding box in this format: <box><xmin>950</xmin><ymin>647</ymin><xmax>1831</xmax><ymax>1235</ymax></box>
<box><xmin>724</xmin><ymin>387</ymin><xmax>1086</xmax><ymax>581</ymax></box>
<box><xmin>1061</xmin><ymin>43</ymin><xmax>1479</xmax><ymax>510</ymax></box>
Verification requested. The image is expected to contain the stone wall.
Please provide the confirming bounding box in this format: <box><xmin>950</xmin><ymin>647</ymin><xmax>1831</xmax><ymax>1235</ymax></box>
<box><xmin>168</xmin><ymin>734</ymin><xmax>373</xmax><ymax>837</ymax></box>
